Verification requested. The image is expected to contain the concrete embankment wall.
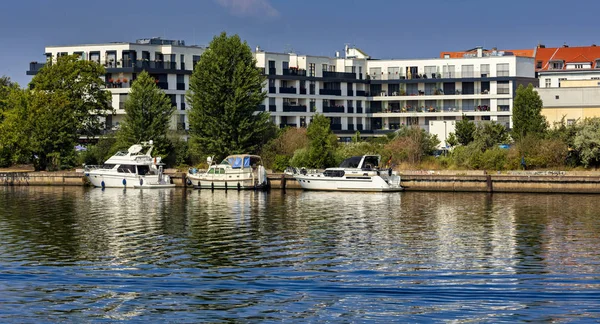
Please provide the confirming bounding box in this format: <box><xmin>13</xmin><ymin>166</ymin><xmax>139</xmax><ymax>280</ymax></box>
<box><xmin>3</xmin><ymin>170</ymin><xmax>600</xmax><ymax>194</ymax></box>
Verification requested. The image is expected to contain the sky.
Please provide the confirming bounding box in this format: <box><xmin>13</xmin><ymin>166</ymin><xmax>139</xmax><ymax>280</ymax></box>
<box><xmin>2</xmin><ymin>0</ymin><xmax>599</xmax><ymax>86</ymax></box>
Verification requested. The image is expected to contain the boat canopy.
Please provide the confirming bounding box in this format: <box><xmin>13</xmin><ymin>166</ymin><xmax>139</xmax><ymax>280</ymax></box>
<box><xmin>222</xmin><ymin>155</ymin><xmax>263</xmax><ymax>169</ymax></box>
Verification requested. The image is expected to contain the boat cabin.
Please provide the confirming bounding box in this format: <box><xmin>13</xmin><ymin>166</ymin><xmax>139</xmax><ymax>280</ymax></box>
<box><xmin>339</xmin><ymin>155</ymin><xmax>380</xmax><ymax>170</ymax></box>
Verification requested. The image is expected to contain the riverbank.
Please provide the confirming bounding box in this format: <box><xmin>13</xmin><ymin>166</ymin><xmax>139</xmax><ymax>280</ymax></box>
<box><xmin>3</xmin><ymin>169</ymin><xmax>600</xmax><ymax>193</ymax></box>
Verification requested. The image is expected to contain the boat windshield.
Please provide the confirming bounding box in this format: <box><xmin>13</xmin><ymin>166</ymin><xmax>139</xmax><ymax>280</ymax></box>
<box><xmin>339</xmin><ymin>156</ymin><xmax>362</xmax><ymax>168</ymax></box>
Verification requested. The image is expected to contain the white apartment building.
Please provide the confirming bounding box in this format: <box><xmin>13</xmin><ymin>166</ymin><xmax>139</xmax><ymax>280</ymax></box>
<box><xmin>27</xmin><ymin>37</ymin><xmax>206</xmax><ymax>132</ymax></box>
<box><xmin>27</xmin><ymin>39</ymin><xmax>537</xmax><ymax>140</ymax></box>
<box><xmin>256</xmin><ymin>46</ymin><xmax>536</xmax><ymax>138</ymax></box>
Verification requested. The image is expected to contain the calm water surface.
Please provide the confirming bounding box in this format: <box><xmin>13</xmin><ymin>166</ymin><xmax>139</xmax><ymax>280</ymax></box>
<box><xmin>1</xmin><ymin>187</ymin><xmax>600</xmax><ymax>322</ymax></box>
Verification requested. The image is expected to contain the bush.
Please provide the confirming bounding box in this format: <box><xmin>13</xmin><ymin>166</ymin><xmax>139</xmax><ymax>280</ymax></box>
<box><xmin>272</xmin><ymin>154</ymin><xmax>290</xmax><ymax>172</ymax></box>
<box><xmin>289</xmin><ymin>148</ymin><xmax>310</xmax><ymax>168</ymax></box>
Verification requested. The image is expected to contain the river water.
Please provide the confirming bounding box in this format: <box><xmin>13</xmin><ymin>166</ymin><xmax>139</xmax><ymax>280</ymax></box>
<box><xmin>1</xmin><ymin>187</ymin><xmax>599</xmax><ymax>322</ymax></box>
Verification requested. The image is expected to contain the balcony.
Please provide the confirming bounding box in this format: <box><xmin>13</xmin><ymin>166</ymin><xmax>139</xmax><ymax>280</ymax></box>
<box><xmin>268</xmin><ymin>68</ymin><xmax>277</xmax><ymax>75</ymax></box>
<box><xmin>105</xmin><ymin>80</ymin><xmax>130</xmax><ymax>89</ymax></box>
<box><xmin>323</xmin><ymin>106</ymin><xmax>345</xmax><ymax>113</ymax></box>
<box><xmin>256</xmin><ymin>104</ymin><xmax>266</xmax><ymax>111</ymax></box>
<box><xmin>330</xmin><ymin>124</ymin><xmax>342</xmax><ymax>130</ymax></box>
<box><xmin>348</xmin><ymin>124</ymin><xmax>354</xmax><ymax>131</ymax></box>
<box><xmin>356</xmin><ymin>90</ymin><xmax>367</xmax><ymax>96</ymax></box>
<box><xmin>279</xmin><ymin>87</ymin><xmax>297</xmax><ymax>94</ymax></box>
<box><xmin>347</xmin><ymin>106</ymin><xmax>354</xmax><ymax>113</ymax></box>
<box><xmin>180</xmin><ymin>102</ymin><xmax>186</xmax><ymax>110</ymax></box>
<box><xmin>323</xmin><ymin>71</ymin><xmax>356</xmax><ymax>79</ymax></box>
<box><xmin>282</xmin><ymin>104</ymin><xmax>307</xmax><ymax>112</ymax></box>
<box><xmin>269</xmin><ymin>105</ymin><xmax>276</xmax><ymax>112</ymax></box>
<box><xmin>269</xmin><ymin>87</ymin><xmax>276</xmax><ymax>94</ymax></box>
<box><xmin>299</xmin><ymin>87</ymin><xmax>307</xmax><ymax>95</ymax></box>
<box><xmin>27</xmin><ymin>62</ymin><xmax>46</xmax><ymax>75</ymax></box>
<box><xmin>280</xmin><ymin>123</ymin><xmax>297</xmax><ymax>128</ymax></box>
<box><xmin>319</xmin><ymin>89</ymin><xmax>341</xmax><ymax>96</ymax></box>
<box><xmin>357</xmin><ymin>124</ymin><xmax>363</xmax><ymax>131</ymax></box>
<box><xmin>156</xmin><ymin>82</ymin><xmax>169</xmax><ymax>90</ymax></box>
<box><xmin>347</xmin><ymin>90</ymin><xmax>354</xmax><ymax>96</ymax></box>
<box><xmin>282</xmin><ymin>68</ymin><xmax>307</xmax><ymax>76</ymax></box>
<box><xmin>177</xmin><ymin>83</ymin><xmax>186</xmax><ymax>91</ymax></box>
<box><xmin>356</xmin><ymin>107</ymin><xmax>363</xmax><ymax>114</ymax></box>
<box><xmin>177</xmin><ymin>122</ymin><xmax>186</xmax><ymax>131</ymax></box>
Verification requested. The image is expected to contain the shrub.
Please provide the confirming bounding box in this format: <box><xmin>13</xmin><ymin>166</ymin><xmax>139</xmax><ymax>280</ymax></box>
<box><xmin>272</xmin><ymin>154</ymin><xmax>290</xmax><ymax>172</ymax></box>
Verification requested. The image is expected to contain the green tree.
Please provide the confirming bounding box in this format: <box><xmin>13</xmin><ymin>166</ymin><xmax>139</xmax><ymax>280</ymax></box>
<box><xmin>187</xmin><ymin>32</ymin><xmax>274</xmax><ymax>161</ymax></box>
<box><xmin>512</xmin><ymin>83</ymin><xmax>547</xmax><ymax>140</ymax></box>
<box><xmin>306</xmin><ymin>114</ymin><xmax>337</xmax><ymax>168</ymax></box>
<box><xmin>385</xmin><ymin>125</ymin><xmax>440</xmax><ymax>165</ymax></box>
<box><xmin>115</xmin><ymin>71</ymin><xmax>175</xmax><ymax>156</ymax></box>
<box><xmin>472</xmin><ymin>122</ymin><xmax>509</xmax><ymax>151</ymax></box>
<box><xmin>446</xmin><ymin>132</ymin><xmax>458</xmax><ymax>147</ymax></box>
<box><xmin>29</xmin><ymin>55</ymin><xmax>112</xmax><ymax>138</ymax></box>
<box><xmin>0</xmin><ymin>86</ymin><xmax>30</xmax><ymax>167</ymax></box>
<box><xmin>454</xmin><ymin>115</ymin><xmax>476</xmax><ymax>145</ymax></box>
<box><xmin>573</xmin><ymin>117</ymin><xmax>600</xmax><ymax>167</ymax></box>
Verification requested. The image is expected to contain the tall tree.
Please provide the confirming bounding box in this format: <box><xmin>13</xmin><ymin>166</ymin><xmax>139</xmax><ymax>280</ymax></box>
<box><xmin>115</xmin><ymin>71</ymin><xmax>174</xmax><ymax>155</ymax></box>
<box><xmin>306</xmin><ymin>114</ymin><xmax>337</xmax><ymax>168</ymax></box>
<box><xmin>454</xmin><ymin>115</ymin><xmax>476</xmax><ymax>145</ymax></box>
<box><xmin>512</xmin><ymin>83</ymin><xmax>547</xmax><ymax>140</ymax></box>
<box><xmin>29</xmin><ymin>55</ymin><xmax>113</xmax><ymax>138</ymax></box>
<box><xmin>573</xmin><ymin>117</ymin><xmax>600</xmax><ymax>167</ymax></box>
<box><xmin>0</xmin><ymin>86</ymin><xmax>30</xmax><ymax>167</ymax></box>
<box><xmin>187</xmin><ymin>32</ymin><xmax>274</xmax><ymax>161</ymax></box>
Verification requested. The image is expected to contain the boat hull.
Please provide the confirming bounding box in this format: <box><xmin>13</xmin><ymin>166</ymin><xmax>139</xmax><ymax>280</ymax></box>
<box><xmin>294</xmin><ymin>174</ymin><xmax>402</xmax><ymax>192</ymax></box>
<box><xmin>86</xmin><ymin>172</ymin><xmax>166</xmax><ymax>188</ymax></box>
<box><xmin>187</xmin><ymin>175</ymin><xmax>266</xmax><ymax>190</ymax></box>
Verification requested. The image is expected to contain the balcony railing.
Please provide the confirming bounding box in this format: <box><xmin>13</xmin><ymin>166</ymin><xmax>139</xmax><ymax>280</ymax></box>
<box><xmin>269</xmin><ymin>87</ymin><xmax>276</xmax><ymax>94</ymax></box>
<box><xmin>368</xmin><ymin>71</ymin><xmax>496</xmax><ymax>80</ymax></box>
<box><xmin>177</xmin><ymin>122</ymin><xmax>186</xmax><ymax>131</ymax></box>
<box><xmin>299</xmin><ymin>87</ymin><xmax>307</xmax><ymax>95</ymax></box>
<box><xmin>282</xmin><ymin>105</ymin><xmax>307</xmax><ymax>112</ymax></box>
<box><xmin>256</xmin><ymin>104</ymin><xmax>266</xmax><ymax>111</ymax></box>
<box><xmin>319</xmin><ymin>89</ymin><xmax>341</xmax><ymax>96</ymax></box>
<box><xmin>347</xmin><ymin>90</ymin><xmax>354</xmax><ymax>96</ymax></box>
<box><xmin>268</xmin><ymin>105</ymin><xmax>276</xmax><ymax>112</ymax></box>
<box><xmin>356</xmin><ymin>107</ymin><xmax>363</xmax><ymax>114</ymax></box>
<box><xmin>280</xmin><ymin>123</ymin><xmax>297</xmax><ymax>128</ymax></box>
<box><xmin>323</xmin><ymin>71</ymin><xmax>356</xmax><ymax>79</ymax></box>
<box><xmin>348</xmin><ymin>124</ymin><xmax>354</xmax><ymax>131</ymax></box>
<box><xmin>347</xmin><ymin>106</ymin><xmax>354</xmax><ymax>113</ymax></box>
<box><xmin>323</xmin><ymin>106</ymin><xmax>345</xmax><ymax>113</ymax></box>
<box><xmin>180</xmin><ymin>103</ymin><xmax>186</xmax><ymax>110</ymax></box>
<box><xmin>157</xmin><ymin>82</ymin><xmax>169</xmax><ymax>90</ymax></box>
<box><xmin>177</xmin><ymin>83</ymin><xmax>186</xmax><ymax>91</ymax></box>
<box><xmin>330</xmin><ymin>124</ymin><xmax>342</xmax><ymax>130</ymax></box>
<box><xmin>282</xmin><ymin>68</ymin><xmax>307</xmax><ymax>76</ymax></box>
<box><xmin>279</xmin><ymin>87</ymin><xmax>297</xmax><ymax>94</ymax></box>
<box><xmin>356</xmin><ymin>90</ymin><xmax>367</xmax><ymax>96</ymax></box>
<box><xmin>268</xmin><ymin>68</ymin><xmax>277</xmax><ymax>75</ymax></box>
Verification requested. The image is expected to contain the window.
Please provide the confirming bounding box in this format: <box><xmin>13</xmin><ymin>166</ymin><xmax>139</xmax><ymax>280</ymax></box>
<box><xmin>536</xmin><ymin>61</ymin><xmax>543</xmax><ymax>69</ymax></box>
<box><xmin>551</xmin><ymin>61</ymin><xmax>564</xmax><ymax>69</ymax></box>
<box><xmin>443</xmin><ymin>65</ymin><xmax>455</xmax><ymax>78</ymax></box>
<box><xmin>309</xmin><ymin>63</ymin><xmax>315</xmax><ymax>76</ymax></box>
<box><xmin>424</xmin><ymin>66</ymin><xmax>436</xmax><ymax>78</ymax></box>
<box><xmin>497</xmin><ymin>63</ymin><xmax>509</xmax><ymax>77</ymax></box>
<box><xmin>497</xmin><ymin>98</ymin><xmax>510</xmax><ymax>111</ymax></box>
<box><xmin>282</xmin><ymin>61</ymin><xmax>289</xmax><ymax>70</ymax></box>
<box><xmin>574</xmin><ymin>64</ymin><xmax>583</xmax><ymax>69</ymax></box>
<box><xmin>329</xmin><ymin>65</ymin><xmax>336</xmax><ymax>72</ymax></box>
<box><xmin>545</xmin><ymin>78</ymin><xmax>551</xmax><ymax>88</ymax></box>
<box><xmin>369</xmin><ymin>67</ymin><xmax>381</xmax><ymax>79</ymax></box>
<box><xmin>567</xmin><ymin>119</ymin><xmax>576</xmax><ymax>126</ymax></box>
<box><xmin>461</xmin><ymin>65</ymin><xmax>474</xmax><ymax>78</ymax></box>
<box><xmin>497</xmin><ymin>81</ymin><xmax>510</xmax><ymax>94</ymax></box>
<box><xmin>444</xmin><ymin>54</ymin><xmax>450</xmax><ymax>59</ymax></box>
<box><xmin>322</xmin><ymin>64</ymin><xmax>328</xmax><ymax>72</ymax></box>
<box><xmin>555</xmin><ymin>95</ymin><xmax>560</xmax><ymax>99</ymax></box>
<box><xmin>480</xmin><ymin>64</ymin><xmax>490</xmax><ymax>77</ymax></box>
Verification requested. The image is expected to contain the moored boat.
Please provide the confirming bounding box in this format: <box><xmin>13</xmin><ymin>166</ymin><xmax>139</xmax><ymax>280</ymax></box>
<box><xmin>84</xmin><ymin>141</ymin><xmax>174</xmax><ymax>189</ymax></box>
<box><xmin>291</xmin><ymin>155</ymin><xmax>402</xmax><ymax>192</ymax></box>
<box><xmin>187</xmin><ymin>155</ymin><xmax>268</xmax><ymax>190</ymax></box>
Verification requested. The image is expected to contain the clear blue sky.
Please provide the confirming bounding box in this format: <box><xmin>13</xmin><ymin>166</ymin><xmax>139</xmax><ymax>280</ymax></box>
<box><xmin>2</xmin><ymin>0</ymin><xmax>598</xmax><ymax>86</ymax></box>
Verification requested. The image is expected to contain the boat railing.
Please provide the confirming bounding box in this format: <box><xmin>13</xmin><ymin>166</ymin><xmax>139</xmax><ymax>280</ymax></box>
<box><xmin>84</xmin><ymin>165</ymin><xmax>109</xmax><ymax>171</ymax></box>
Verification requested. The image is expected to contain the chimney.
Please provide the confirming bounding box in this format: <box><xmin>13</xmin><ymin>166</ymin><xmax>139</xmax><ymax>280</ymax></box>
<box><xmin>563</xmin><ymin>43</ymin><xmax>569</xmax><ymax>48</ymax></box>
<box><xmin>593</xmin><ymin>44</ymin><xmax>597</xmax><ymax>47</ymax></box>
<box><xmin>476</xmin><ymin>46</ymin><xmax>483</xmax><ymax>57</ymax></box>
<box><xmin>335</xmin><ymin>51</ymin><xmax>340</xmax><ymax>58</ymax></box>
<box><xmin>255</xmin><ymin>45</ymin><xmax>260</xmax><ymax>52</ymax></box>
<box><xmin>538</xmin><ymin>44</ymin><xmax>545</xmax><ymax>48</ymax></box>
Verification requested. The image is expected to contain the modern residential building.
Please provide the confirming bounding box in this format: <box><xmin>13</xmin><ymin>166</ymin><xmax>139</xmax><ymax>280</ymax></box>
<box><xmin>26</xmin><ymin>37</ymin><xmax>206</xmax><ymax>132</ymax></box>
<box><xmin>27</xmin><ymin>39</ymin><xmax>537</xmax><ymax>140</ymax></box>
<box><xmin>256</xmin><ymin>45</ymin><xmax>536</xmax><ymax>139</ymax></box>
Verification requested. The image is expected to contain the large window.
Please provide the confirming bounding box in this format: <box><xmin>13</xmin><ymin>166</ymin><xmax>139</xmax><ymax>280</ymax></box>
<box><xmin>309</xmin><ymin>63</ymin><xmax>315</xmax><ymax>77</ymax></box>
<box><xmin>497</xmin><ymin>63</ymin><xmax>509</xmax><ymax>77</ymax></box>
<box><xmin>480</xmin><ymin>64</ymin><xmax>490</xmax><ymax>77</ymax></box>
<box><xmin>497</xmin><ymin>99</ymin><xmax>510</xmax><ymax>111</ymax></box>
<box><xmin>424</xmin><ymin>66</ymin><xmax>437</xmax><ymax>78</ymax></box>
<box><xmin>461</xmin><ymin>65</ymin><xmax>474</xmax><ymax>78</ymax></box>
<box><xmin>443</xmin><ymin>65</ymin><xmax>455</xmax><ymax>78</ymax></box>
<box><xmin>545</xmin><ymin>78</ymin><xmax>551</xmax><ymax>88</ymax></box>
<box><xmin>497</xmin><ymin>81</ymin><xmax>510</xmax><ymax>94</ymax></box>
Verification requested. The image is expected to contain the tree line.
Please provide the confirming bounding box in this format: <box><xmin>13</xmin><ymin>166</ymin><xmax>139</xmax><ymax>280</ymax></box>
<box><xmin>2</xmin><ymin>33</ymin><xmax>600</xmax><ymax>172</ymax></box>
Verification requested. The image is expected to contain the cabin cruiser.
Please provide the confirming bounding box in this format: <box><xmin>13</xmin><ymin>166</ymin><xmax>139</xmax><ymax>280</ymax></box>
<box><xmin>84</xmin><ymin>141</ymin><xmax>174</xmax><ymax>189</ymax></box>
<box><xmin>291</xmin><ymin>155</ymin><xmax>402</xmax><ymax>192</ymax></box>
<box><xmin>187</xmin><ymin>155</ymin><xmax>268</xmax><ymax>190</ymax></box>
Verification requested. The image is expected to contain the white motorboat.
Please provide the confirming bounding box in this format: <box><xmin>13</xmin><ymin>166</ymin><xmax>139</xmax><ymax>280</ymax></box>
<box><xmin>291</xmin><ymin>155</ymin><xmax>402</xmax><ymax>192</ymax></box>
<box><xmin>187</xmin><ymin>155</ymin><xmax>268</xmax><ymax>190</ymax></box>
<box><xmin>84</xmin><ymin>141</ymin><xmax>175</xmax><ymax>189</ymax></box>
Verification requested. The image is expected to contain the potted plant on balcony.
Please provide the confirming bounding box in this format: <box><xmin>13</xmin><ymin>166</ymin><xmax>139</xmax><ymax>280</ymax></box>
<box><xmin>122</xmin><ymin>77</ymin><xmax>128</xmax><ymax>83</ymax></box>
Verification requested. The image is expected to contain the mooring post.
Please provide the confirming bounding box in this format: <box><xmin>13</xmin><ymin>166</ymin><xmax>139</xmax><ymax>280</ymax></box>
<box><xmin>281</xmin><ymin>174</ymin><xmax>286</xmax><ymax>193</ymax></box>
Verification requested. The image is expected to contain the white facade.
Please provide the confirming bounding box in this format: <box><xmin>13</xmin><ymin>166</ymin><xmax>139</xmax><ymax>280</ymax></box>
<box><xmin>28</xmin><ymin>38</ymin><xmax>206</xmax><ymax>132</ymax></box>
<box><xmin>538</xmin><ymin>70</ymin><xmax>600</xmax><ymax>88</ymax></box>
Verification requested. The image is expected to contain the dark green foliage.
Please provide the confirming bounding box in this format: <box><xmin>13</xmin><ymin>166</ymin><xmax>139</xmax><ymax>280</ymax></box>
<box><xmin>29</xmin><ymin>55</ymin><xmax>113</xmax><ymax>138</ymax></box>
<box><xmin>115</xmin><ymin>71</ymin><xmax>175</xmax><ymax>156</ymax></box>
<box><xmin>472</xmin><ymin>122</ymin><xmax>509</xmax><ymax>151</ymax></box>
<box><xmin>454</xmin><ymin>115</ymin><xmax>476</xmax><ymax>146</ymax></box>
<box><xmin>573</xmin><ymin>117</ymin><xmax>600</xmax><ymax>167</ymax></box>
<box><xmin>306</xmin><ymin>114</ymin><xmax>337</xmax><ymax>168</ymax></box>
<box><xmin>446</xmin><ymin>132</ymin><xmax>458</xmax><ymax>147</ymax></box>
<box><xmin>384</xmin><ymin>126</ymin><xmax>440</xmax><ymax>165</ymax></box>
<box><xmin>260</xmin><ymin>127</ymin><xmax>308</xmax><ymax>169</ymax></box>
<box><xmin>512</xmin><ymin>84</ymin><xmax>547</xmax><ymax>140</ymax></box>
<box><xmin>272</xmin><ymin>155</ymin><xmax>290</xmax><ymax>172</ymax></box>
<box><xmin>187</xmin><ymin>32</ymin><xmax>274</xmax><ymax>161</ymax></box>
<box><xmin>79</xmin><ymin>137</ymin><xmax>117</xmax><ymax>166</ymax></box>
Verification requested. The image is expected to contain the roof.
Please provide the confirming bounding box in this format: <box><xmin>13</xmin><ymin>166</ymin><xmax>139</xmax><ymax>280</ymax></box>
<box><xmin>536</xmin><ymin>45</ymin><xmax>600</xmax><ymax>70</ymax></box>
<box><xmin>440</xmin><ymin>48</ymin><xmax>535</xmax><ymax>59</ymax></box>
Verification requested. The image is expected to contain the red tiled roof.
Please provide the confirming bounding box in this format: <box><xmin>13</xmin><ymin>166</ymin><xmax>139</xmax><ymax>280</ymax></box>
<box><xmin>535</xmin><ymin>46</ymin><xmax>600</xmax><ymax>70</ymax></box>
